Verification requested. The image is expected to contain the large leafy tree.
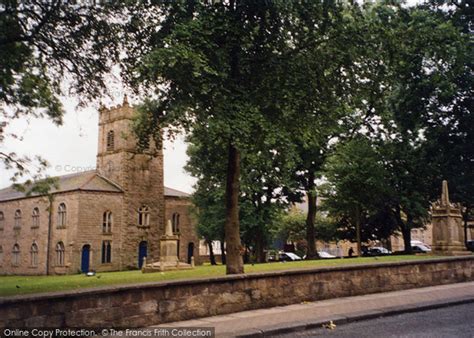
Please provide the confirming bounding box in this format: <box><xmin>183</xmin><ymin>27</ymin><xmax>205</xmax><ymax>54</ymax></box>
<box><xmin>1</xmin><ymin>1</ymin><xmax>129</xmax><ymax>182</ymax></box>
<box><xmin>421</xmin><ymin>1</ymin><xmax>473</xmax><ymax>244</ymax></box>
<box><xmin>133</xmin><ymin>1</ymin><xmax>321</xmax><ymax>274</ymax></box>
<box><xmin>185</xmin><ymin>122</ymin><xmax>299</xmax><ymax>264</ymax></box>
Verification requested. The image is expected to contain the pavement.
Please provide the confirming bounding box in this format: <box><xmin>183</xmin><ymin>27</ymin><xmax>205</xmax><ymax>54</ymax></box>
<box><xmin>151</xmin><ymin>281</ymin><xmax>474</xmax><ymax>338</ymax></box>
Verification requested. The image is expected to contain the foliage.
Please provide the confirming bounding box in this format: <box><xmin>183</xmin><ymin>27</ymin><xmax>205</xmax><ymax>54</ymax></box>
<box><xmin>0</xmin><ymin>1</ymin><xmax>130</xmax><ymax>183</ymax></box>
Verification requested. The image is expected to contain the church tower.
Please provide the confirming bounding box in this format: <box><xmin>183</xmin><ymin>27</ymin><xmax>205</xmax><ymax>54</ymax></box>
<box><xmin>96</xmin><ymin>97</ymin><xmax>164</xmax><ymax>268</ymax></box>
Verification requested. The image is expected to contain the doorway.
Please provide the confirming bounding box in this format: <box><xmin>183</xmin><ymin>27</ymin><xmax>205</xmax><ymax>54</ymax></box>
<box><xmin>81</xmin><ymin>244</ymin><xmax>90</xmax><ymax>273</ymax></box>
<box><xmin>187</xmin><ymin>242</ymin><xmax>194</xmax><ymax>264</ymax></box>
<box><xmin>138</xmin><ymin>241</ymin><xmax>147</xmax><ymax>268</ymax></box>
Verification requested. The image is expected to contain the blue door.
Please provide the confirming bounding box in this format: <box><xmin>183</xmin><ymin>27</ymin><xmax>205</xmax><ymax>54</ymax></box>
<box><xmin>138</xmin><ymin>241</ymin><xmax>147</xmax><ymax>268</ymax></box>
<box><xmin>187</xmin><ymin>242</ymin><xmax>194</xmax><ymax>264</ymax></box>
<box><xmin>81</xmin><ymin>245</ymin><xmax>90</xmax><ymax>273</ymax></box>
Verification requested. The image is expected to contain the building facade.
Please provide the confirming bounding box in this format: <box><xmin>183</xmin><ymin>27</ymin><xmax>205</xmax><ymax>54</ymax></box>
<box><xmin>0</xmin><ymin>101</ymin><xmax>198</xmax><ymax>275</ymax></box>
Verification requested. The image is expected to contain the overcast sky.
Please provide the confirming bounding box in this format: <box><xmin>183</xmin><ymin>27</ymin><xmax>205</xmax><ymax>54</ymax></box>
<box><xmin>1</xmin><ymin>96</ymin><xmax>197</xmax><ymax>193</ymax></box>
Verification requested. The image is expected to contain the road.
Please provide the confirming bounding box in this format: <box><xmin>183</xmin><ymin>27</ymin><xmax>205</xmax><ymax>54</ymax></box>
<box><xmin>274</xmin><ymin>303</ymin><xmax>474</xmax><ymax>338</ymax></box>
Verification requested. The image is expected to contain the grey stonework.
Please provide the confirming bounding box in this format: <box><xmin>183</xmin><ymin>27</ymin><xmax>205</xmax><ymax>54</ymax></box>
<box><xmin>0</xmin><ymin>102</ymin><xmax>198</xmax><ymax>275</ymax></box>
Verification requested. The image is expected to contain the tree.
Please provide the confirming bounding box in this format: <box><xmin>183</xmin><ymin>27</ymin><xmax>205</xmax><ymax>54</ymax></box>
<box><xmin>185</xmin><ymin>122</ymin><xmax>299</xmax><ymax>264</ymax></box>
<box><xmin>133</xmin><ymin>1</ymin><xmax>320</xmax><ymax>274</ymax></box>
<box><xmin>1</xmin><ymin>2</ymin><xmax>129</xmax><ymax>182</ymax></box>
<box><xmin>323</xmin><ymin>137</ymin><xmax>396</xmax><ymax>254</ymax></box>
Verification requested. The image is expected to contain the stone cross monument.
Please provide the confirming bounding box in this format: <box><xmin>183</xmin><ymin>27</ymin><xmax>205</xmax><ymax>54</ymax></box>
<box><xmin>431</xmin><ymin>180</ymin><xmax>469</xmax><ymax>255</ymax></box>
<box><xmin>141</xmin><ymin>220</ymin><xmax>194</xmax><ymax>272</ymax></box>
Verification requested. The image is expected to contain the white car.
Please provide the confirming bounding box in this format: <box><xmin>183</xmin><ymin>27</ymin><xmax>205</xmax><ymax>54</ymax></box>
<box><xmin>279</xmin><ymin>252</ymin><xmax>302</xmax><ymax>261</ymax></box>
<box><xmin>317</xmin><ymin>251</ymin><xmax>337</xmax><ymax>259</ymax></box>
<box><xmin>412</xmin><ymin>244</ymin><xmax>432</xmax><ymax>253</ymax></box>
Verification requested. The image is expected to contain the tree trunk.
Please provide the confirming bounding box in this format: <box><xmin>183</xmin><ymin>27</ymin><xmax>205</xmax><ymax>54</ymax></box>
<box><xmin>462</xmin><ymin>204</ymin><xmax>470</xmax><ymax>248</ymax></box>
<box><xmin>207</xmin><ymin>240</ymin><xmax>216</xmax><ymax>265</ymax></box>
<box><xmin>305</xmin><ymin>174</ymin><xmax>318</xmax><ymax>259</ymax></box>
<box><xmin>401</xmin><ymin>225</ymin><xmax>412</xmax><ymax>254</ymax></box>
<box><xmin>355</xmin><ymin>204</ymin><xmax>362</xmax><ymax>257</ymax></box>
<box><xmin>224</xmin><ymin>142</ymin><xmax>243</xmax><ymax>274</ymax></box>
<box><xmin>220</xmin><ymin>239</ymin><xmax>226</xmax><ymax>265</ymax></box>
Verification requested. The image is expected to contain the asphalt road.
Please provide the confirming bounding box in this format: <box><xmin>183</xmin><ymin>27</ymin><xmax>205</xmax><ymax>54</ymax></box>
<box><xmin>273</xmin><ymin>303</ymin><xmax>474</xmax><ymax>338</ymax></box>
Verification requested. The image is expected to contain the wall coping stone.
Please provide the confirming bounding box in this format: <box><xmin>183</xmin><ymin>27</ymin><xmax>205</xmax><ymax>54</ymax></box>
<box><xmin>1</xmin><ymin>255</ymin><xmax>472</xmax><ymax>305</ymax></box>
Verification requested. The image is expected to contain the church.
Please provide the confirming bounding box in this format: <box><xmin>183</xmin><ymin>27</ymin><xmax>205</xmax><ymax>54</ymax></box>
<box><xmin>0</xmin><ymin>99</ymin><xmax>199</xmax><ymax>275</ymax></box>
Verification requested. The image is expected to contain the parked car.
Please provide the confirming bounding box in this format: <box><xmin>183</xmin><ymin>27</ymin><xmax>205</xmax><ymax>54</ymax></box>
<box><xmin>411</xmin><ymin>240</ymin><xmax>431</xmax><ymax>250</ymax></box>
<box><xmin>362</xmin><ymin>247</ymin><xmax>391</xmax><ymax>257</ymax></box>
<box><xmin>317</xmin><ymin>251</ymin><xmax>337</xmax><ymax>259</ymax></box>
<box><xmin>466</xmin><ymin>240</ymin><xmax>474</xmax><ymax>252</ymax></box>
<box><xmin>279</xmin><ymin>252</ymin><xmax>302</xmax><ymax>261</ymax></box>
<box><xmin>411</xmin><ymin>244</ymin><xmax>432</xmax><ymax>253</ymax></box>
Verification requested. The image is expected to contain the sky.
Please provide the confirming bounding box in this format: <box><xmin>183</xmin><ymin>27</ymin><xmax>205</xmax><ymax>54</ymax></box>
<box><xmin>1</xmin><ymin>96</ymin><xmax>197</xmax><ymax>193</ymax></box>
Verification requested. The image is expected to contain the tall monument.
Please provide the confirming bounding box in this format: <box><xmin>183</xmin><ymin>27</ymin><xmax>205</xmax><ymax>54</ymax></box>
<box><xmin>431</xmin><ymin>181</ymin><xmax>469</xmax><ymax>255</ymax></box>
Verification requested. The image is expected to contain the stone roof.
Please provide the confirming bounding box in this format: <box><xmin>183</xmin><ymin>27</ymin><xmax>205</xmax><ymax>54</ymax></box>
<box><xmin>0</xmin><ymin>171</ymin><xmax>191</xmax><ymax>202</ymax></box>
<box><xmin>0</xmin><ymin>171</ymin><xmax>123</xmax><ymax>202</ymax></box>
<box><xmin>164</xmin><ymin>187</ymin><xmax>191</xmax><ymax>198</ymax></box>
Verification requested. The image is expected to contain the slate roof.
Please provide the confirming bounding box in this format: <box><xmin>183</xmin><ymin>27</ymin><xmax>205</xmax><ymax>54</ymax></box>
<box><xmin>0</xmin><ymin>171</ymin><xmax>191</xmax><ymax>202</ymax></box>
<box><xmin>0</xmin><ymin>171</ymin><xmax>123</xmax><ymax>202</ymax></box>
<box><xmin>164</xmin><ymin>187</ymin><xmax>191</xmax><ymax>198</ymax></box>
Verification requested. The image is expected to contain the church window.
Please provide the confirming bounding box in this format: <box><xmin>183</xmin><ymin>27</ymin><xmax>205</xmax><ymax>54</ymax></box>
<box><xmin>56</xmin><ymin>242</ymin><xmax>65</xmax><ymax>266</ymax></box>
<box><xmin>0</xmin><ymin>246</ymin><xmax>3</xmax><ymax>265</ymax></box>
<box><xmin>14</xmin><ymin>210</ymin><xmax>22</xmax><ymax>228</ymax></box>
<box><xmin>102</xmin><ymin>211</ymin><xmax>112</xmax><ymax>233</ymax></box>
<box><xmin>101</xmin><ymin>241</ymin><xmax>112</xmax><ymax>264</ymax></box>
<box><xmin>106</xmin><ymin>130</ymin><xmax>115</xmax><ymax>151</ymax></box>
<box><xmin>57</xmin><ymin>203</ymin><xmax>67</xmax><ymax>228</ymax></box>
<box><xmin>172</xmin><ymin>213</ymin><xmax>180</xmax><ymax>234</ymax></box>
<box><xmin>0</xmin><ymin>211</ymin><xmax>4</xmax><ymax>230</ymax></box>
<box><xmin>32</xmin><ymin>207</ymin><xmax>40</xmax><ymax>228</ymax></box>
<box><xmin>12</xmin><ymin>244</ymin><xmax>20</xmax><ymax>266</ymax></box>
<box><xmin>138</xmin><ymin>205</ymin><xmax>150</xmax><ymax>226</ymax></box>
<box><xmin>30</xmin><ymin>243</ymin><xmax>39</xmax><ymax>267</ymax></box>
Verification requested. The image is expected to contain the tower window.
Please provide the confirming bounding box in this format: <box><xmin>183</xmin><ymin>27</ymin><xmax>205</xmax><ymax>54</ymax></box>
<box><xmin>0</xmin><ymin>246</ymin><xmax>3</xmax><ymax>266</ymax></box>
<box><xmin>106</xmin><ymin>130</ymin><xmax>115</xmax><ymax>151</ymax></box>
<box><xmin>30</xmin><ymin>243</ymin><xmax>39</xmax><ymax>267</ymax></box>
<box><xmin>138</xmin><ymin>205</ymin><xmax>150</xmax><ymax>227</ymax></box>
<box><xmin>172</xmin><ymin>213</ymin><xmax>180</xmax><ymax>234</ymax></box>
<box><xmin>12</xmin><ymin>244</ymin><xmax>20</xmax><ymax>266</ymax></box>
<box><xmin>102</xmin><ymin>211</ymin><xmax>112</xmax><ymax>233</ymax></box>
<box><xmin>101</xmin><ymin>241</ymin><xmax>112</xmax><ymax>264</ymax></box>
<box><xmin>0</xmin><ymin>211</ymin><xmax>4</xmax><ymax>230</ymax></box>
<box><xmin>14</xmin><ymin>210</ymin><xmax>22</xmax><ymax>229</ymax></box>
<box><xmin>57</xmin><ymin>203</ymin><xmax>67</xmax><ymax>228</ymax></box>
<box><xmin>32</xmin><ymin>207</ymin><xmax>40</xmax><ymax>228</ymax></box>
<box><xmin>56</xmin><ymin>242</ymin><xmax>65</xmax><ymax>266</ymax></box>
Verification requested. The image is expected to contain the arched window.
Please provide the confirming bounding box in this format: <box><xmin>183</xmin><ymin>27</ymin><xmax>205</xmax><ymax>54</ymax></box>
<box><xmin>138</xmin><ymin>205</ymin><xmax>150</xmax><ymax>227</ymax></box>
<box><xmin>102</xmin><ymin>211</ymin><xmax>112</xmax><ymax>233</ymax></box>
<box><xmin>30</xmin><ymin>243</ymin><xmax>39</xmax><ymax>267</ymax></box>
<box><xmin>172</xmin><ymin>213</ymin><xmax>180</xmax><ymax>234</ymax></box>
<box><xmin>32</xmin><ymin>207</ymin><xmax>40</xmax><ymax>228</ymax></box>
<box><xmin>101</xmin><ymin>241</ymin><xmax>112</xmax><ymax>264</ymax></box>
<box><xmin>14</xmin><ymin>210</ymin><xmax>22</xmax><ymax>228</ymax></box>
<box><xmin>12</xmin><ymin>244</ymin><xmax>20</xmax><ymax>266</ymax></box>
<box><xmin>57</xmin><ymin>203</ymin><xmax>67</xmax><ymax>228</ymax></box>
<box><xmin>0</xmin><ymin>246</ymin><xmax>3</xmax><ymax>265</ymax></box>
<box><xmin>56</xmin><ymin>242</ymin><xmax>65</xmax><ymax>266</ymax></box>
<box><xmin>106</xmin><ymin>130</ymin><xmax>115</xmax><ymax>151</ymax></box>
<box><xmin>0</xmin><ymin>211</ymin><xmax>4</xmax><ymax>230</ymax></box>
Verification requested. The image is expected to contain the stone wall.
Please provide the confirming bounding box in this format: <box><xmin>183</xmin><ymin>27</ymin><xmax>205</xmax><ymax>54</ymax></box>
<box><xmin>0</xmin><ymin>256</ymin><xmax>472</xmax><ymax>328</ymax></box>
<box><xmin>164</xmin><ymin>197</ymin><xmax>199</xmax><ymax>264</ymax></box>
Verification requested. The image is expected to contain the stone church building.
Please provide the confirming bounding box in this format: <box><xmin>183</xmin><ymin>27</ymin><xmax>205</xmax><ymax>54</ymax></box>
<box><xmin>0</xmin><ymin>100</ymin><xmax>199</xmax><ymax>275</ymax></box>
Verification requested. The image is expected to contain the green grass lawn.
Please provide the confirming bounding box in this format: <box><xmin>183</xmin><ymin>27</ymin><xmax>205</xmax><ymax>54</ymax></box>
<box><xmin>0</xmin><ymin>255</ymin><xmax>440</xmax><ymax>297</ymax></box>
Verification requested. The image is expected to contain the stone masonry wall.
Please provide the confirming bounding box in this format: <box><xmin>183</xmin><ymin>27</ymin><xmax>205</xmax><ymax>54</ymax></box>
<box><xmin>164</xmin><ymin>197</ymin><xmax>200</xmax><ymax>264</ymax></box>
<box><xmin>0</xmin><ymin>256</ymin><xmax>472</xmax><ymax>328</ymax></box>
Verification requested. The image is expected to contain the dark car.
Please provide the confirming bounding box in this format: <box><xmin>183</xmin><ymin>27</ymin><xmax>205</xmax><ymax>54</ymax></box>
<box><xmin>466</xmin><ymin>240</ymin><xmax>474</xmax><ymax>252</ymax></box>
